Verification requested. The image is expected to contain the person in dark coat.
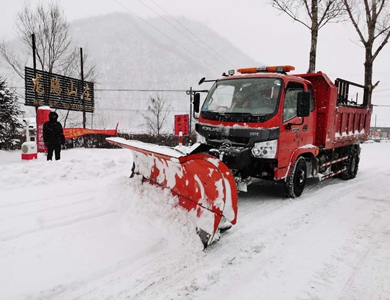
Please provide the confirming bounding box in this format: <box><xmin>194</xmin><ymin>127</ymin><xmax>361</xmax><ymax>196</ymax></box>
<box><xmin>43</xmin><ymin>111</ymin><xmax>65</xmax><ymax>161</ymax></box>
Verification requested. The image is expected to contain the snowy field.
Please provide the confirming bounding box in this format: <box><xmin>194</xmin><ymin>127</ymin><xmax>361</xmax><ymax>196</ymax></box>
<box><xmin>1</xmin><ymin>141</ymin><xmax>390</xmax><ymax>300</ymax></box>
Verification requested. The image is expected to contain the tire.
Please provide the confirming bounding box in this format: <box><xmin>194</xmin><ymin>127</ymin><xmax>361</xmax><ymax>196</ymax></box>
<box><xmin>284</xmin><ymin>156</ymin><xmax>307</xmax><ymax>198</ymax></box>
<box><xmin>340</xmin><ymin>147</ymin><xmax>359</xmax><ymax>180</ymax></box>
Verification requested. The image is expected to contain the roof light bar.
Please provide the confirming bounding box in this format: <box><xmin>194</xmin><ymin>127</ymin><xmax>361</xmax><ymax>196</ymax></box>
<box><xmin>237</xmin><ymin>65</ymin><xmax>295</xmax><ymax>74</ymax></box>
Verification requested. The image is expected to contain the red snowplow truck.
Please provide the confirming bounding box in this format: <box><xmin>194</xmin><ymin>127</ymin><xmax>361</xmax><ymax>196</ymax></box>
<box><xmin>107</xmin><ymin>65</ymin><xmax>371</xmax><ymax>247</ymax></box>
<box><xmin>192</xmin><ymin>65</ymin><xmax>372</xmax><ymax>198</ymax></box>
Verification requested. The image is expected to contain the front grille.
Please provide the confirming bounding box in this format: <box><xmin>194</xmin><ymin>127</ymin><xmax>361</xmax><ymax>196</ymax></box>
<box><xmin>207</xmin><ymin>135</ymin><xmax>249</xmax><ymax>146</ymax></box>
<box><xmin>196</xmin><ymin>123</ymin><xmax>280</xmax><ymax>147</ymax></box>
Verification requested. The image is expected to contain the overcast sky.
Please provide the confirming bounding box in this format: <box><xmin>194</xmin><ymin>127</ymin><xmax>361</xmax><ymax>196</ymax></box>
<box><xmin>2</xmin><ymin>0</ymin><xmax>390</xmax><ymax>125</ymax></box>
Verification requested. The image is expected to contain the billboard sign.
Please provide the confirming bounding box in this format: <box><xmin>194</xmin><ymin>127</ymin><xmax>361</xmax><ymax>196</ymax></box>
<box><xmin>25</xmin><ymin>67</ymin><xmax>94</xmax><ymax>112</ymax></box>
<box><xmin>174</xmin><ymin>114</ymin><xmax>189</xmax><ymax>136</ymax></box>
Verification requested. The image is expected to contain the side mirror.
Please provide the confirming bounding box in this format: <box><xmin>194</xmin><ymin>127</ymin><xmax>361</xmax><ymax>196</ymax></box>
<box><xmin>297</xmin><ymin>91</ymin><xmax>310</xmax><ymax>117</ymax></box>
<box><xmin>194</xmin><ymin>93</ymin><xmax>200</xmax><ymax>113</ymax></box>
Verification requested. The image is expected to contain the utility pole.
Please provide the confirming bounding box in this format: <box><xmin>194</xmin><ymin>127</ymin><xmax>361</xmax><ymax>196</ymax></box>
<box><xmin>189</xmin><ymin>86</ymin><xmax>193</xmax><ymax>135</ymax></box>
<box><xmin>80</xmin><ymin>48</ymin><xmax>85</xmax><ymax>129</ymax></box>
<box><xmin>32</xmin><ymin>34</ymin><xmax>37</xmax><ymax>114</ymax></box>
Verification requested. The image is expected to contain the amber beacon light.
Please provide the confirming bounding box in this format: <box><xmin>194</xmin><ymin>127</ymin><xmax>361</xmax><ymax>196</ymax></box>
<box><xmin>237</xmin><ymin>65</ymin><xmax>295</xmax><ymax>74</ymax></box>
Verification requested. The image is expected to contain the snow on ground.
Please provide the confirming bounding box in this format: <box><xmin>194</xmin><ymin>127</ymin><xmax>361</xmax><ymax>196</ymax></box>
<box><xmin>1</xmin><ymin>142</ymin><xmax>390</xmax><ymax>300</ymax></box>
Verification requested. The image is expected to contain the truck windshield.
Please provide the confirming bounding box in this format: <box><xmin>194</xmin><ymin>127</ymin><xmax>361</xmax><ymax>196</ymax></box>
<box><xmin>202</xmin><ymin>78</ymin><xmax>282</xmax><ymax>116</ymax></box>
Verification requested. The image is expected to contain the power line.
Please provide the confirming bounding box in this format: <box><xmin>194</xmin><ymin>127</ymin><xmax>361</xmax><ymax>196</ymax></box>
<box><xmin>11</xmin><ymin>86</ymin><xmax>190</xmax><ymax>93</ymax></box>
<box><xmin>145</xmin><ymin>0</ymin><xmax>235</xmax><ymax>69</ymax></box>
<box><xmin>96</xmin><ymin>88</ymin><xmax>187</xmax><ymax>92</ymax></box>
<box><xmin>100</xmin><ymin>108</ymin><xmax>187</xmax><ymax>112</ymax></box>
<box><xmin>112</xmin><ymin>0</ymin><xmax>221</xmax><ymax>71</ymax></box>
<box><xmin>150</xmin><ymin>0</ymin><xmax>235</xmax><ymax>69</ymax></box>
<box><xmin>375</xmin><ymin>88</ymin><xmax>390</xmax><ymax>93</ymax></box>
<box><xmin>327</xmin><ymin>71</ymin><xmax>390</xmax><ymax>76</ymax></box>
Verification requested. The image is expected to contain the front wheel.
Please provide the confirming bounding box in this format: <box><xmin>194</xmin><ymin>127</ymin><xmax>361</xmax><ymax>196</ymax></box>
<box><xmin>284</xmin><ymin>156</ymin><xmax>307</xmax><ymax>198</ymax></box>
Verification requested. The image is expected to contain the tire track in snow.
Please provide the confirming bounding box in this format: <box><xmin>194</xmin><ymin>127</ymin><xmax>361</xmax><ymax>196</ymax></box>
<box><xmin>298</xmin><ymin>197</ymin><xmax>390</xmax><ymax>300</ymax></box>
<box><xmin>28</xmin><ymin>239</ymin><xmax>199</xmax><ymax>300</ymax></box>
<box><xmin>0</xmin><ymin>189</ymin><xmax>97</xmax><ymax>208</ymax></box>
<box><xmin>0</xmin><ymin>209</ymin><xmax>117</xmax><ymax>242</ymax></box>
<box><xmin>0</xmin><ymin>197</ymin><xmax>97</xmax><ymax>221</ymax></box>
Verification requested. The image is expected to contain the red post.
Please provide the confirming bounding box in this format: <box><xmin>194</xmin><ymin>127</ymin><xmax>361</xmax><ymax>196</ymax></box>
<box><xmin>178</xmin><ymin>131</ymin><xmax>183</xmax><ymax>146</ymax></box>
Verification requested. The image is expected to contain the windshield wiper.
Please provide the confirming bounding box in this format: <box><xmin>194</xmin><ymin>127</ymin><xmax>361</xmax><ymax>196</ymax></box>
<box><xmin>201</xmin><ymin>110</ymin><xmax>219</xmax><ymax>115</ymax></box>
<box><xmin>223</xmin><ymin>112</ymin><xmax>253</xmax><ymax>116</ymax></box>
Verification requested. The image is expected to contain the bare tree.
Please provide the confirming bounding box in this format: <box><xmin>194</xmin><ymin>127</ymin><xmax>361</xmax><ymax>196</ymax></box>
<box><xmin>141</xmin><ymin>95</ymin><xmax>172</xmax><ymax>136</ymax></box>
<box><xmin>0</xmin><ymin>2</ymin><xmax>97</xmax><ymax>129</ymax></box>
<box><xmin>0</xmin><ymin>2</ymin><xmax>96</xmax><ymax>79</ymax></box>
<box><xmin>343</xmin><ymin>0</ymin><xmax>390</xmax><ymax>106</ymax></box>
<box><xmin>269</xmin><ymin>0</ymin><xmax>345</xmax><ymax>72</ymax></box>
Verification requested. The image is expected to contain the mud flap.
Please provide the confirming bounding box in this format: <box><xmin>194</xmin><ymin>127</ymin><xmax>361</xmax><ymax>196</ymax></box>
<box><xmin>106</xmin><ymin>137</ymin><xmax>238</xmax><ymax>247</ymax></box>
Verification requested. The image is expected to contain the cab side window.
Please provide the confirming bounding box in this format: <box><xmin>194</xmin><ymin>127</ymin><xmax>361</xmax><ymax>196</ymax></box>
<box><xmin>283</xmin><ymin>82</ymin><xmax>304</xmax><ymax>122</ymax></box>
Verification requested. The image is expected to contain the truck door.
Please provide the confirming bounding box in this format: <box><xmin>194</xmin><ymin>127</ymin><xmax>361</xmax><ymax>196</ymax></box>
<box><xmin>278</xmin><ymin>82</ymin><xmax>315</xmax><ymax>169</ymax></box>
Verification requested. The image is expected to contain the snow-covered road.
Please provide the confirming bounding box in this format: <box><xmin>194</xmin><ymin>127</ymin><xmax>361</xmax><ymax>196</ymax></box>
<box><xmin>1</xmin><ymin>143</ymin><xmax>389</xmax><ymax>300</ymax></box>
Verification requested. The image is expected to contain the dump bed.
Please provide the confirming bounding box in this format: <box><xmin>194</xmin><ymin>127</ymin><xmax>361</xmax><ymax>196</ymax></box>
<box><xmin>298</xmin><ymin>72</ymin><xmax>372</xmax><ymax>150</ymax></box>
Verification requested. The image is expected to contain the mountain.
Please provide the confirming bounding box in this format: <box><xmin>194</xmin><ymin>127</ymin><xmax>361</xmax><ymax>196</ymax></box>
<box><xmin>2</xmin><ymin>12</ymin><xmax>261</xmax><ymax>132</ymax></box>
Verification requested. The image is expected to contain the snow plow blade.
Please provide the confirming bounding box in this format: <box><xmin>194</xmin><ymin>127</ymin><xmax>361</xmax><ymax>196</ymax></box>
<box><xmin>106</xmin><ymin>137</ymin><xmax>238</xmax><ymax>247</ymax></box>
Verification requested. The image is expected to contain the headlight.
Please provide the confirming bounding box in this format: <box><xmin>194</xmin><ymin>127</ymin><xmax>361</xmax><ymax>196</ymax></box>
<box><xmin>251</xmin><ymin>139</ymin><xmax>278</xmax><ymax>158</ymax></box>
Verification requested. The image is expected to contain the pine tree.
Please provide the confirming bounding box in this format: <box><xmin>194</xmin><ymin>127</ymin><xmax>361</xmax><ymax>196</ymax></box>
<box><xmin>0</xmin><ymin>78</ymin><xmax>23</xmax><ymax>150</ymax></box>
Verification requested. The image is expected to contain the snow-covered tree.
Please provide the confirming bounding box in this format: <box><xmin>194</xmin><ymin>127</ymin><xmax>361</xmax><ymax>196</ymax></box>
<box><xmin>0</xmin><ymin>78</ymin><xmax>23</xmax><ymax>150</ymax></box>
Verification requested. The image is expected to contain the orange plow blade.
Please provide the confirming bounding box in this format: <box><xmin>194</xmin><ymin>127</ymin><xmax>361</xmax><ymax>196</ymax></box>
<box><xmin>106</xmin><ymin>137</ymin><xmax>238</xmax><ymax>247</ymax></box>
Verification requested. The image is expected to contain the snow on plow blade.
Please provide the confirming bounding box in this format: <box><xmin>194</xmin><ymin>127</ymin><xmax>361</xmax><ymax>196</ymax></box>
<box><xmin>106</xmin><ymin>137</ymin><xmax>238</xmax><ymax>247</ymax></box>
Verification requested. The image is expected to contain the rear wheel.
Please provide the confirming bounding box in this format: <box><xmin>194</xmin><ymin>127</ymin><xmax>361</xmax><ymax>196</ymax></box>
<box><xmin>284</xmin><ymin>156</ymin><xmax>307</xmax><ymax>198</ymax></box>
<box><xmin>340</xmin><ymin>147</ymin><xmax>359</xmax><ymax>180</ymax></box>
